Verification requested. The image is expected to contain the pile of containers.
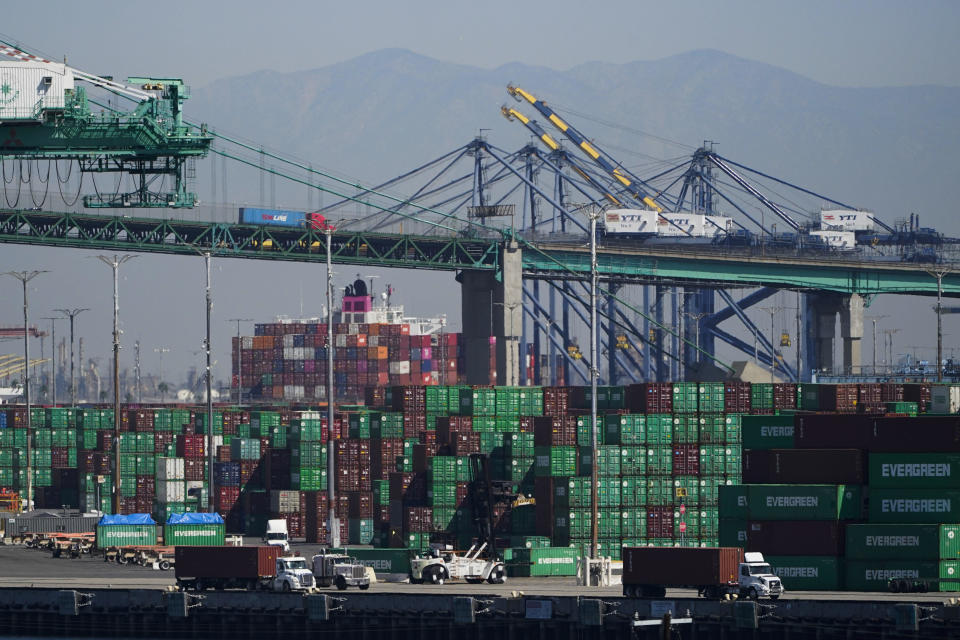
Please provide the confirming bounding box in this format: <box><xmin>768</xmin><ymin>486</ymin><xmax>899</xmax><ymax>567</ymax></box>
<box><xmin>723</xmin><ymin>411</ymin><xmax>960</xmax><ymax>591</ymax></box>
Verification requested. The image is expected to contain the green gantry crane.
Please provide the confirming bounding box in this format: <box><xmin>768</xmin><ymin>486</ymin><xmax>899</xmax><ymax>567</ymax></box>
<box><xmin>0</xmin><ymin>39</ymin><xmax>211</xmax><ymax>208</ymax></box>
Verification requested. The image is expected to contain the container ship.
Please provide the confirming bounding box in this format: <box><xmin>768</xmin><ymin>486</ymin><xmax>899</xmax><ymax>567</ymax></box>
<box><xmin>234</xmin><ymin>278</ymin><xmax>469</xmax><ymax>405</ymax></box>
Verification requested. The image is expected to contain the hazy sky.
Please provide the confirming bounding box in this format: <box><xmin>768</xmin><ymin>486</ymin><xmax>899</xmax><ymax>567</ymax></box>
<box><xmin>4</xmin><ymin>1</ymin><xmax>959</xmax><ymax>89</ymax></box>
<box><xmin>1</xmin><ymin>1</ymin><xmax>957</xmax><ymax>391</ymax></box>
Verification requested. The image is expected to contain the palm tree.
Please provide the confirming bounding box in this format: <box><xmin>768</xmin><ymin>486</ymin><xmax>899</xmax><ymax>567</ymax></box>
<box><xmin>158</xmin><ymin>382</ymin><xmax>169</xmax><ymax>403</ymax></box>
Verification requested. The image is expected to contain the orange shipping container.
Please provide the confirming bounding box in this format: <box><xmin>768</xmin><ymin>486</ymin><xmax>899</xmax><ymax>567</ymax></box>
<box><xmin>400</xmin><ymin>324</ymin><xmax>410</xmax><ymax>335</ymax></box>
<box><xmin>357</xmin><ymin>335</ymin><xmax>368</xmax><ymax>347</ymax></box>
<box><xmin>368</xmin><ymin>324</ymin><xmax>380</xmax><ymax>336</ymax></box>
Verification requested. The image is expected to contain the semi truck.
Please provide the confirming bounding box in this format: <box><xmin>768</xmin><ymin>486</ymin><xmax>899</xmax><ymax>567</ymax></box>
<box><xmin>622</xmin><ymin>547</ymin><xmax>783</xmax><ymax>600</ymax></box>
<box><xmin>263</xmin><ymin>519</ymin><xmax>290</xmax><ymax>553</ymax></box>
<box><xmin>175</xmin><ymin>546</ymin><xmax>316</xmax><ymax>592</ymax></box>
<box><xmin>311</xmin><ymin>551</ymin><xmax>372</xmax><ymax>590</ymax></box>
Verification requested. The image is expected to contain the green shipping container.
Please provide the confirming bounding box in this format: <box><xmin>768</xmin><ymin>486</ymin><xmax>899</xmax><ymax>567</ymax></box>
<box><xmin>742</xmin><ymin>484</ymin><xmax>863</xmax><ymax>521</ymax></box>
<box><xmin>869</xmin><ymin>489</ymin><xmax>960</xmax><ymax>524</ymax></box>
<box><xmin>719</xmin><ymin>518</ymin><xmax>748</xmax><ymax>547</ymax></box>
<box><xmin>740</xmin><ymin>415</ymin><xmax>795</xmax><ymax>449</ymax></box>
<box><xmin>766</xmin><ymin>556</ymin><xmax>843</xmax><ymax>590</ymax></box>
<box><xmin>509</xmin><ymin>547</ymin><xmax>579</xmax><ymax>577</ymax></box>
<box><xmin>672</xmin><ymin>415</ymin><xmax>699</xmax><ymax>444</ymax></box>
<box><xmin>869</xmin><ymin>453</ymin><xmax>960</xmax><ymax>489</ymax></box>
<box><xmin>846</xmin><ymin>524</ymin><xmax>960</xmax><ymax>560</ymax></box>
<box><xmin>163</xmin><ymin>522</ymin><xmax>225</xmax><ymax>546</ymax></box>
<box><xmin>844</xmin><ymin>559</ymin><xmax>960</xmax><ymax>592</ymax></box>
<box><xmin>96</xmin><ymin>524</ymin><xmax>158</xmax><ymax>548</ymax></box>
<box><xmin>645</xmin><ymin>415</ymin><xmax>673</xmax><ymax>445</ymax></box>
<box><xmin>338</xmin><ymin>547</ymin><xmax>411</xmax><ymax>578</ymax></box>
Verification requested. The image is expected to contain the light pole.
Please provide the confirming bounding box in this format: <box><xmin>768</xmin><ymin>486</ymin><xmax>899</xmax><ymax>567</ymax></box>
<box><xmin>55</xmin><ymin>308</ymin><xmax>88</xmax><ymax>407</ymax></box>
<box><xmin>134</xmin><ymin>341</ymin><xmax>142</xmax><ymax>403</ymax></box>
<box><xmin>884</xmin><ymin>328</ymin><xmax>901</xmax><ymax>374</ymax></box>
<box><xmin>41</xmin><ymin>316</ymin><xmax>60</xmax><ymax>404</ymax></box>
<box><xmin>325</xmin><ymin>227</ymin><xmax>340</xmax><ymax>548</ymax></box>
<box><xmin>154</xmin><ymin>347</ymin><xmax>170</xmax><ymax>401</ymax></box>
<box><xmin>758</xmin><ymin>306</ymin><xmax>783</xmax><ymax>384</ymax></box>
<box><xmin>97</xmin><ymin>254</ymin><xmax>136</xmax><ymax>515</ymax></box>
<box><xmin>202</xmin><ymin>252</ymin><xmax>215</xmax><ymax>514</ymax></box>
<box><xmin>4</xmin><ymin>270</ymin><xmax>48</xmax><ymax>511</ymax></box>
<box><xmin>866</xmin><ymin>315</ymin><xmax>889</xmax><ymax>377</ymax></box>
<box><xmin>588</xmin><ymin>209</ymin><xmax>600</xmax><ymax>563</ymax></box>
<box><xmin>228</xmin><ymin>318</ymin><xmax>253</xmax><ymax>404</ymax></box>
<box><xmin>927</xmin><ymin>270</ymin><xmax>950</xmax><ymax>382</ymax></box>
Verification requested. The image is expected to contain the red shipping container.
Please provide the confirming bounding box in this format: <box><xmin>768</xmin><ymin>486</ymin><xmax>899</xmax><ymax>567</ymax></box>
<box><xmin>742</xmin><ymin>449</ymin><xmax>864</xmax><ymax>484</ymax></box>
<box><xmin>177</xmin><ymin>435</ymin><xmax>206</xmax><ymax>459</ymax></box>
<box><xmin>646</xmin><ymin>506</ymin><xmax>674</xmax><ymax>538</ymax></box>
<box><xmin>747</xmin><ymin>520</ymin><xmax>844</xmax><ymax>556</ymax></box>
<box><xmin>672</xmin><ymin>444</ymin><xmax>700</xmax><ymax>476</ymax></box>
<box><xmin>348</xmin><ymin>491</ymin><xmax>374</xmax><ymax>518</ymax></box>
<box><xmin>185</xmin><ymin>459</ymin><xmax>206</xmax><ymax>481</ymax></box>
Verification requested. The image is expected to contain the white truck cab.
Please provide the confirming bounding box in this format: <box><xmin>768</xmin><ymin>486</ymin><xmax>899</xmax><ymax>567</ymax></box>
<box><xmin>273</xmin><ymin>556</ymin><xmax>316</xmax><ymax>592</ymax></box>
<box><xmin>311</xmin><ymin>551</ymin><xmax>372</xmax><ymax>590</ymax></box>
<box><xmin>264</xmin><ymin>519</ymin><xmax>290</xmax><ymax>553</ymax></box>
<box><xmin>738</xmin><ymin>552</ymin><xmax>784</xmax><ymax>600</ymax></box>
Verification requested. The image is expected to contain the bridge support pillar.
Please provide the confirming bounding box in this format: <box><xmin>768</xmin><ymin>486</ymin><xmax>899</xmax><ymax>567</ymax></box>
<box><xmin>840</xmin><ymin>293</ymin><xmax>864</xmax><ymax>375</ymax></box>
<box><xmin>807</xmin><ymin>294</ymin><xmax>840</xmax><ymax>376</ymax></box>
<box><xmin>458</xmin><ymin>240</ymin><xmax>523</xmax><ymax>386</ymax></box>
<box><xmin>806</xmin><ymin>293</ymin><xmax>863</xmax><ymax>376</ymax></box>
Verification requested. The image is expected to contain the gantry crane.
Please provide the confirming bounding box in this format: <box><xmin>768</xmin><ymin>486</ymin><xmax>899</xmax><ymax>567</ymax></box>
<box><xmin>0</xmin><ymin>38</ymin><xmax>211</xmax><ymax>208</ymax></box>
<box><xmin>501</xmin><ymin>106</ymin><xmax>623</xmax><ymax>207</ymax></box>
<box><xmin>507</xmin><ymin>84</ymin><xmax>662</xmax><ymax>212</ymax></box>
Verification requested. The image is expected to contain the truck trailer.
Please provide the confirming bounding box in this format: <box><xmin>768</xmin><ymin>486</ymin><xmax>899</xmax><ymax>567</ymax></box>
<box><xmin>174</xmin><ymin>546</ymin><xmax>316</xmax><ymax>592</ymax></box>
<box><xmin>622</xmin><ymin>547</ymin><xmax>783</xmax><ymax>600</ymax></box>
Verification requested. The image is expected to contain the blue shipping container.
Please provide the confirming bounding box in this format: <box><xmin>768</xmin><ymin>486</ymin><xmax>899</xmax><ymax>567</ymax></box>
<box><xmin>239</xmin><ymin>207</ymin><xmax>310</xmax><ymax>228</ymax></box>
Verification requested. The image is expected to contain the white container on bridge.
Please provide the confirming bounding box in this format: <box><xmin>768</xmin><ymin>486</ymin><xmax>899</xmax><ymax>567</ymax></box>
<box><xmin>602</xmin><ymin>209</ymin><xmax>658</xmax><ymax>235</ymax></box>
<box><xmin>0</xmin><ymin>61</ymin><xmax>75</xmax><ymax>120</ymax></box>
<box><xmin>820</xmin><ymin>209</ymin><xmax>877</xmax><ymax>232</ymax></box>
<box><xmin>809</xmin><ymin>230</ymin><xmax>857</xmax><ymax>250</ymax></box>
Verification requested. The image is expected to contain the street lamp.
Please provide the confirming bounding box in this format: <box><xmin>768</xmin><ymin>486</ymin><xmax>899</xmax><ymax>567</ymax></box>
<box><xmin>154</xmin><ymin>347</ymin><xmax>170</xmax><ymax>401</ymax></box>
<box><xmin>96</xmin><ymin>254</ymin><xmax>136</xmax><ymax>515</ymax></box>
<box><xmin>4</xmin><ymin>270</ymin><xmax>48</xmax><ymax>510</ymax></box>
<box><xmin>40</xmin><ymin>316</ymin><xmax>61</xmax><ymax>404</ymax></box>
<box><xmin>927</xmin><ymin>269</ymin><xmax>951</xmax><ymax>382</ymax></box>
<box><xmin>588</xmin><ymin>209</ymin><xmax>600</xmax><ymax>563</ymax></box>
<box><xmin>55</xmin><ymin>308</ymin><xmax>89</xmax><ymax>407</ymax></box>
<box><xmin>758</xmin><ymin>306</ymin><xmax>783</xmax><ymax>384</ymax></box>
<box><xmin>325</xmin><ymin>226</ymin><xmax>340</xmax><ymax>548</ymax></box>
<box><xmin>866</xmin><ymin>315</ymin><xmax>889</xmax><ymax>377</ymax></box>
<box><xmin>228</xmin><ymin>318</ymin><xmax>254</xmax><ymax>404</ymax></box>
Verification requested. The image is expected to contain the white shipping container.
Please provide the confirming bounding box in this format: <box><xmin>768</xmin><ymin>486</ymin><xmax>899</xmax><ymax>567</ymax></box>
<box><xmin>282</xmin><ymin>334</ymin><xmax>296</xmax><ymax>348</ymax></box>
<box><xmin>158</xmin><ymin>480</ymin><xmax>186</xmax><ymax>503</ymax></box>
<box><xmin>657</xmin><ymin>212</ymin><xmax>707</xmax><ymax>237</ymax></box>
<box><xmin>270</xmin><ymin>490</ymin><xmax>301</xmax><ymax>513</ymax></box>
<box><xmin>283</xmin><ymin>347</ymin><xmax>295</xmax><ymax>360</ymax></box>
<box><xmin>0</xmin><ymin>62</ymin><xmax>75</xmax><ymax>120</ymax></box>
<box><xmin>368</xmin><ymin>336</ymin><xmax>379</xmax><ymax>347</ymax></box>
<box><xmin>157</xmin><ymin>457</ymin><xmax>185</xmax><ymax>481</ymax></box>
<box><xmin>335</xmin><ymin>335</ymin><xmax>348</xmax><ymax>347</ymax></box>
<box><xmin>241</xmin><ymin>337</ymin><xmax>254</xmax><ymax>349</ymax></box>
<box><xmin>186</xmin><ymin>480</ymin><xmax>205</xmax><ymax>494</ymax></box>
<box><xmin>820</xmin><ymin>209</ymin><xmax>877</xmax><ymax>232</ymax></box>
<box><xmin>931</xmin><ymin>385</ymin><xmax>960</xmax><ymax>414</ymax></box>
<box><xmin>809</xmin><ymin>230</ymin><xmax>856</xmax><ymax>250</ymax></box>
<box><xmin>602</xmin><ymin>209</ymin><xmax>658</xmax><ymax>235</ymax></box>
<box><xmin>389</xmin><ymin>360</ymin><xmax>411</xmax><ymax>375</ymax></box>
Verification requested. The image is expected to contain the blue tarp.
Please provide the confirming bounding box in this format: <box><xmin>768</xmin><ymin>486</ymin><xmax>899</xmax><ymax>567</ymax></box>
<box><xmin>165</xmin><ymin>512</ymin><xmax>224</xmax><ymax>525</ymax></box>
<box><xmin>98</xmin><ymin>513</ymin><xmax>156</xmax><ymax>526</ymax></box>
